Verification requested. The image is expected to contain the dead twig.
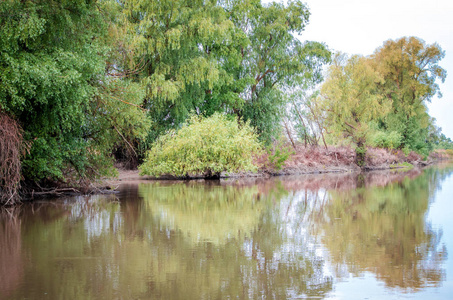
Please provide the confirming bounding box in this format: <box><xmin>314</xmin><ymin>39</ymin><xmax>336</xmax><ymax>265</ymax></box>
<box><xmin>0</xmin><ymin>112</ymin><xmax>24</xmax><ymax>205</ymax></box>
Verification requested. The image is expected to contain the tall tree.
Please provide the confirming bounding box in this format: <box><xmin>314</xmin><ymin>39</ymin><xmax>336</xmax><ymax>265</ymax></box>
<box><xmin>371</xmin><ymin>37</ymin><xmax>446</xmax><ymax>154</ymax></box>
<box><xmin>321</xmin><ymin>54</ymin><xmax>391</xmax><ymax>166</ymax></box>
<box><xmin>0</xmin><ymin>0</ymin><xmax>150</xmax><ymax>187</ymax></box>
<box><xmin>226</xmin><ymin>0</ymin><xmax>331</xmax><ymax>143</ymax></box>
<box><xmin>0</xmin><ymin>0</ymin><xmax>109</xmax><ymax>181</ymax></box>
<box><xmin>288</xmin><ymin>90</ymin><xmax>328</xmax><ymax>149</ymax></box>
<box><xmin>125</xmin><ymin>0</ymin><xmax>331</xmax><ymax>144</ymax></box>
<box><xmin>123</xmin><ymin>0</ymin><xmax>244</xmax><ymax>141</ymax></box>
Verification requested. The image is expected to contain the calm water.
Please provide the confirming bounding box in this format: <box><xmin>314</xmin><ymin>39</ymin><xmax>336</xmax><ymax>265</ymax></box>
<box><xmin>1</xmin><ymin>164</ymin><xmax>453</xmax><ymax>299</ymax></box>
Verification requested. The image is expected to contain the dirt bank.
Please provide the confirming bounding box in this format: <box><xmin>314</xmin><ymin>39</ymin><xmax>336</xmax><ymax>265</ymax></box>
<box><xmin>105</xmin><ymin>146</ymin><xmax>450</xmax><ymax>185</ymax></box>
<box><xmin>16</xmin><ymin>146</ymin><xmax>450</xmax><ymax>201</ymax></box>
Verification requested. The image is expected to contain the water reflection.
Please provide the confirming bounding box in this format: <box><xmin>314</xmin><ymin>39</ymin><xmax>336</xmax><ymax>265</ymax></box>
<box><xmin>0</xmin><ymin>207</ymin><xmax>23</xmax><ymax>298</ymax></box>
<box><xmin>138</xmin><ymin>182</ymin><xmax>264</xmax><ymax>245</ymax></box>
<box><xmin>317</xmin><ymin>173</ymin><xmax>447</xmax><ymax>290</ymax></box>
<box><xmin>0</xmin><ymin>164</ymin><xmax>452</xmax><ymax>299</ymax></box>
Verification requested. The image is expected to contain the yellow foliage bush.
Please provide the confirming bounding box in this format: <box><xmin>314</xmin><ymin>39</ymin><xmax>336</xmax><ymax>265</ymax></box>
<box><xmin>139</xmin><ymin>113</ymin><xmax>262</xmax><ymax>178</ymax></box>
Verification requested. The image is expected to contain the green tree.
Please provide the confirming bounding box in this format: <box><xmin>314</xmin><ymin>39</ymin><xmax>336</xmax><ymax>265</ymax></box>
<box><xmin>320</xmin><ymin>54</ymin><xmax>391</xmax><ymax>166</ymax></box>
<box><xmin>227</xmin><ymin>0</ymin><xmax>331</xmax><ymax>143</ymax></box>
<box><xmin>0</xmin><ymin>0</ymin><xmax>109</xmax><ymax>181</ymax></box>
<box><xmin>434</xmin><ymin>133</ymin><xmax>453</xmax><ymax>150</ymax></box>
<box><xmin>372</xmin><ymin>37</ymin><xmax>447</xmax><ymax>155</ymax></box>
<box><xmin>139</xmin><ymin>113</ymin><xmax>262</xmax><ymax>178</ymax></box>
<box><xmin>122</xmin><ymin>0</ymin><xmax>244</xmax><ymax>141</ymax></box>
<box><xmin>0</xmin><ymin>0</ymin><xmax>150</xmax><ymax>188</ymax></box>
<box><xmin>124</xmin><ymin>0</ymin><xmax>331</xmax><ymax>145</ymax></box>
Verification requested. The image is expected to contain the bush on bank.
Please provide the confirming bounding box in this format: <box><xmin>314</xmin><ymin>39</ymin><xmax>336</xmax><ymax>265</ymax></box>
<box><xmin>139</xmin><ymin>113</ymin><xmax>263</xmax><ymax>178</ymax></box>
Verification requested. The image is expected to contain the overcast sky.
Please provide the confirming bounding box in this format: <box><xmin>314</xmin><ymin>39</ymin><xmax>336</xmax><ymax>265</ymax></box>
<box><xmin>299</xmin><ymin>0</ymin><xmax>453</xmax><ymax>139</ymax></box>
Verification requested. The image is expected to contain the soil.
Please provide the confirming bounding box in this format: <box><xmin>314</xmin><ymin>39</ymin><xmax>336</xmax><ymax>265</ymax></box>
<box><xmin>104</xmin><ymin>146</ymin><xmax>447</xmax><ymax>185</ymax></box>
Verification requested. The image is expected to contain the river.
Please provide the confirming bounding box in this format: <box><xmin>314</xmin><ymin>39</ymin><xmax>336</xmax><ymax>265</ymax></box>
<box><xmin>1</xmin><ymin>163</ymin><xmax>452</xmax><ymax>299</ymax></box>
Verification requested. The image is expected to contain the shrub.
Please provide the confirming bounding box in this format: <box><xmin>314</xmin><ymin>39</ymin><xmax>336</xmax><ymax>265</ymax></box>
<box><xmin>139</xmin><ymin>113</ymin><xmax>263</xmax><ymax>178</ymax></box>
<box><xmin>266</xmin><ymin>140</ymin><xmax>294</xmax><ymax>171</ymax></box>
<box><xmin>446</xmin><ymin>149</ymin><xmax>453</xmax><ymax>157</ymax></box>
<box><xmin>268</xmin><ymin>147</ymin><xmax>292</xmax><ymax>171</ymax></box>
<box><xmin>369</xmin><ymin>130</ymin><xmax>402</xmax><ymax>149</ymax></box>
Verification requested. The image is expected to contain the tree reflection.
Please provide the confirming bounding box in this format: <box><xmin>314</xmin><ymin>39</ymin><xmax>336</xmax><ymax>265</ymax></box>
<box><xmin>2</xmin><ymin>164</ymin><xmax>452</xmax><ymax>299</ymax></box>
<box><xmin>2</xmin><ymin>182</ymin><xmax>334</xmax><ymax>299</ymax></box>
<box><xmin>138</xmin><ymin>181</ymin><xmax>264</xmax><ymax>245</ymax></box>
<box><xmin>134</xmin><ymin>181</ymin><xmax>334</xmax><ymax>299</ymax></box>
<box><xmin>317</xmin><ymin>166</ymin><xmax>451</xmax><ymax>290</ymax></box>
<box><xmin>245</xmin><ymin>188</ymin><xmax>334</xmax><ymax>299</ymax></box>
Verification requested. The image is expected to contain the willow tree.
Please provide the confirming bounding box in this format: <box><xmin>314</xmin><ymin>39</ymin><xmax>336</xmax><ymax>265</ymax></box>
<box><xmin>123</xmin><ymin>0</ymin><xmax>245</xmax><ymax>141</ymax></box>
<box><xmin>125</xmin><ymin>0</ymin><xmax>331</xmax><ymax>144</ymax></box>
<box><xmin>371</xmin><ymin>37</ymin><xmax>446</xmax><ymax>155</ymax></box>
<box><xmin>321</xmin><ymin>54</ymin><xmax>391</xmax><ymax>166</ymax></box>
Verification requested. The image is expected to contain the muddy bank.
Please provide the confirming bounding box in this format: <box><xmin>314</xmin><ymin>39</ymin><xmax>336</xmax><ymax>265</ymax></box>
<box><xmin>15</xmin><ymin>146</ymin><xmax>451</xmax><ymax>201</ymax></box>
<box><xmin>107</xmin><ymin>146</ymin><xmax>450</xmax><ymax>184</ymax></box>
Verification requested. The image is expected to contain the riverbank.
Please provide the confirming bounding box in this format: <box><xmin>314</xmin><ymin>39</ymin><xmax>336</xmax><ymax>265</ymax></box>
<box><xmin>12</xmin><ymin>146</ymin><xmax>451</xmax><ymax>201</ymax></box>
<box><xmin>106</xmin><ymin>146</ymin><xmax>451</xmax><ymax>184</ymax></box>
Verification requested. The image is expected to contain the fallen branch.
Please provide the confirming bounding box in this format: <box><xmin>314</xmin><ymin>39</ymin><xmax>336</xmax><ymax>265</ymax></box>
<box><xmin>32</xmin><ymin>188</ymin><xmax>81</xmax><ymax>196</ymax></box>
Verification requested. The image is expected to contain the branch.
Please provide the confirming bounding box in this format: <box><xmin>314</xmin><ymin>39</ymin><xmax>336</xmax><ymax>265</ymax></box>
<box><xmin>106</xmin><ymin>56</ymin><xmax>148</xmax><ymax>78</ymax></box>
<box><xmin>32</xmin><ymin>188</ymin><xmax>81</xmax><ymax>196</ymax></box>
<box><xmin>344</xmin><ymin>121</ymin><xmax>357</xmax><ymax>130</ymax></box>
<box><xmin>113</xmin><ymin>125</ymin><xmax>137</xmax><ymax>158</ymax></box>
<box><xmin>103</xmin><ymin>92</ymin><xmax>148</xmax><ymax>112</ymax></box>
<box><xmin>255</xmin><ymin>69</ymin><xmax>275</xmax><ymax>83</ymax></box>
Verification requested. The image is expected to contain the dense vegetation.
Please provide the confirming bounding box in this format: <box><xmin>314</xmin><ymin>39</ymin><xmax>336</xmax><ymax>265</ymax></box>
<box><xmin>139</xmin><ymin>113</ymin><xmax>261</xmax><ymax>178</ymax></box>
<box><xmin>0</xmin><ymin>0</ymin><xmax>150</xmax><ymax>203</ymax></box>
<box><xmin>0</xmin><ymin>0</ymin><xmax>451</xmax><ymax>204</ymax></box>
<box><xmin>317</xmin><ymin>37</ymin><xmax>446</xmax><ymax>164</ymax></box>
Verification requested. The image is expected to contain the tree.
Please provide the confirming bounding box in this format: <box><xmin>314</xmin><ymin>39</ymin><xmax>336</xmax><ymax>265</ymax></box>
<box><xmin>139</xmin><ymin>113</ymin><xmax>262</xmax><ymax>178</ymax></box>
<box><xmin>124</xmin><ymin>0</ymin><xmax>331</xmax><ymax>145</ymax></box>
<box><xmin>226</xmin><ymin>0</ymin><xmax>331</xmax><ymax>144</ymax></box>
<box><xmin>0</xmin><ymin>0</ymin><xmax>109</xmax><ymax>182</ymax></box>
<box><xmin>288</xmin><ymin>90</ymin><xmax>328</xmax><ymax>149</ymax></box>
<box><xmin>371</xmin><ymin>37</ymin><xmax>446</xmax><ymax>155</ymax></box>
<box><xmin>122</xmin><ymin>0</ymin><xmax>245</xmax><ymax>141</ymax></box>
<box><xmin>0</xmin><ymin>0</ymin><xmax>150</xmax><ymax>190</ymax></box>
<box><xmin>320</xmin><ymin>54</ymin><xmax>391</xmax><ymax>166</ymax></box>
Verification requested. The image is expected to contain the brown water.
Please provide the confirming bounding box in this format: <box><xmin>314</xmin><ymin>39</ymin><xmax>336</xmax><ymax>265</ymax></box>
<box><xmin>1</xmin><ymin>164</ymin><xmax>453</xmax><ymax>299</ymax></box>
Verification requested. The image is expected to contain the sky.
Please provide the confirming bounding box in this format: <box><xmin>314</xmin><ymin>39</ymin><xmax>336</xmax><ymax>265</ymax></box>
<box><xmin>299</xmin><ymin>0</ymin><xmax>453</xmax><ymax>139</ymax></box>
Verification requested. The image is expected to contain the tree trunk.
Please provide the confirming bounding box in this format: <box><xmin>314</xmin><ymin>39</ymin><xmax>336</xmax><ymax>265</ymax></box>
<box><xmin>283</xmin><ymin>117</ymin><xmax>296</xmax><ymax>150</ymax></box>
<box><xmin>292</xmin><ymin>101</ymin><xmax>308</xmax><ymax>147</ymax></box>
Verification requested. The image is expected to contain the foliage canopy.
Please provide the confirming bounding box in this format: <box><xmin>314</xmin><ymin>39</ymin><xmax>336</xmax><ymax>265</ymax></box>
<box><xmin>123</xmin><ymin>0</ymin><xmax>331</xmax><ymax>144</ymax></box>
<box><xmin>372</xmin><ymin>37</ymin><xmax>446</xmax><ymax>155</ymax></box>
<box><xmin>0</xmin><ymin>0</ymin><xmax>150</xmax><ymax>187</ymax></box>
<box><xmin>321</xmin><ymin>54</ymin><xmax>391</xmax><ymax>165</ymax></box>
<box><xmin>320</xmin><ymin>37</ymin><xmax>447</xmax><ymax>162</ymax></box>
